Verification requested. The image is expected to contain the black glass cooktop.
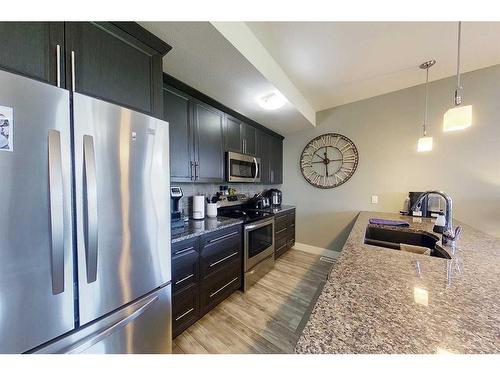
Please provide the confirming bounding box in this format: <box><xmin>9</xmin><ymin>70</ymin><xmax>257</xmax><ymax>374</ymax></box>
<box><xmin>218</xmin><ymin>208</ymin><xmax>274</xmax><ymax>224</ymax></box>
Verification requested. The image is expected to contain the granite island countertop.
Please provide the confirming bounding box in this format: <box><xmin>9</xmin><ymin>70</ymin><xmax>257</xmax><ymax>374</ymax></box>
<box><xmin>171</xmin><ymin>216</ymin><xmax>243</xmax><ymax>243</ymax></box>
<box><xmin>295</xmin><ymin>211</ymin><xmax>500</xmax><ymax>354</ymax></box>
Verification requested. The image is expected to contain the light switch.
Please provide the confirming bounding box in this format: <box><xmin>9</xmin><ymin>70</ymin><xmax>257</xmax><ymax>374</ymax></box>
<box><xmin>371</xmin><ymin>195</ymin><xmax>378</xmax><ymax>204</ymax></box>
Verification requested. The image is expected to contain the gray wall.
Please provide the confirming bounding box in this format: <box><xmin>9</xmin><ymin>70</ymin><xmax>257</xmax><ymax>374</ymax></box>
<box><xmin>283</xmin><ymin>64</ymin><xmax>500</xmax><ymax>251</ymax></box>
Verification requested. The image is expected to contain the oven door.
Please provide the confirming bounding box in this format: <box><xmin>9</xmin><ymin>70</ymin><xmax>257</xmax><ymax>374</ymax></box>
<box><xmin>244</xmin><ymin>218</ymin><xmax>274</xmax><ymax>271</ymax></box>
<box><xmin>227</xmin><ymin>151</ymin><xmax>261</xmax><ymax>182</ymax></box>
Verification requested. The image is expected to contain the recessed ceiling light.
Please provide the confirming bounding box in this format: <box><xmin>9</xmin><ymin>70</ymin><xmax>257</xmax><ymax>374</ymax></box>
<box><xmin>257</xmin><ymin>91</ymin><xmax>287</xmax><ymax>110</ymax></box>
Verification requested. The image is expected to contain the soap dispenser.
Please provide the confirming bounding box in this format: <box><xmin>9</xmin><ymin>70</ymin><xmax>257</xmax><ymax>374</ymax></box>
<box><xmin>433</xmin><ymin>213</ymin><xmax>446</xmax><ymax>233</ymax></box>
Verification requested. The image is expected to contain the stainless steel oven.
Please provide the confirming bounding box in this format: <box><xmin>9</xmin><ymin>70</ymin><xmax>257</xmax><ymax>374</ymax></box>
<box><xmin>227</xmin><ymin>151</ymin><xmax>261</xmax><ymax>183</ymax></box>
<box><xmin>243</xmin><ymin>217</ymin><xmax>274</xmax><ymax>291</ymax></box>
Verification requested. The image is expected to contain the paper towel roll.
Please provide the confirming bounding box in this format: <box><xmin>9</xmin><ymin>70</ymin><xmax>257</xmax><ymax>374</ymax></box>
<box><xmin>193</xmin><ymin>195</ymin><xmax>205</xmax><ymax>220</ymax></box>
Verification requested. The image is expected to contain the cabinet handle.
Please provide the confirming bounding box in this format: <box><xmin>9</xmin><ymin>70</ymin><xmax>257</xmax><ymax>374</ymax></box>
<box><xmin>209</xmin><ymin>251</ymin><xmax>238</xmax><ymax>268</ymax></box>
<box><xmin>276</xmin><ymin>243</ymin><xmax>287</xmax><ymax>252</ymax></box>
<box><xmin>175</xmin><ymin>273</ymin><xmax>194</xmax><ymax>285</ymax></box>
<box><xmin>208</xmin><ymin>231</ymin><xmax>239</xmax><ymax>244</ymax></box>
<box><xmin>276</xmin><ymin>228</ymin><xmax>287</xmax><ymax>235</ymax></box>
<box><xmin>71</xmin><ymin>50</ymin><xmax>76</xmax><ymax>92</ymax></box>
<box><xmin>173</xmin><ymin>246</ymin><xmax>194</xmax><ymax>256</ymax></box>
<box><xmin>271</xmin><ymin>170</ymin><xmax>274</xmax><ymax>183</ymax></box>
<box><xmin>190</xmin><ymin>161</ymin><xmax>195</xmax><ymax>181</ymax></box>
<box><xmin>195</xmin><ymin>162</ymin><xmax>199</xmax><ymax>180</ymax></box>
<box><xmin>56</xmin><ymin>45</ymin><xmax>61</xmax><ymax>88</ymax></box>
<box><xmin>209</xmin><ymin>277</ymin><xmax>238</xmax><ymax>298</ymax></box>
<box><xmin>175</xmin><ymin>308</ymin><xmax>194</xmax><ymax>321</ymax></box>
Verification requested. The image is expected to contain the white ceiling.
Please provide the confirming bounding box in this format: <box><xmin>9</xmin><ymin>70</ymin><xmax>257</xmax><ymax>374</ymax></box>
<box><xmin>141</xmin><ymin>21</ymin><xmax>500</xmax><ymax>135</ymax></box>
<box><xmin>246</xmin><ymin>22</ymin><xmax>500</xmax><ymax>111</ymax></box>
<box><xmin>140</xmin><ymin>22</ymin><xmax>312</xmax><ymax>135</ymax></box>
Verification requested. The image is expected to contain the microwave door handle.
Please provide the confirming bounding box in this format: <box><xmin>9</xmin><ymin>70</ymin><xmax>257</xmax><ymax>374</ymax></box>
<box><xmin>83</xmin><ymin>135</ymin><xmax>98</xmax><ymax>283</ymax></box>
<box><xmin>48</xmin><ymin>130</ymin><xmax>65</xmax><ymax>295</ymax></box>
<box><xmin>253</xmin><ymin>157</ymin><xmax>258</xmax><ymax>182</ymax></box>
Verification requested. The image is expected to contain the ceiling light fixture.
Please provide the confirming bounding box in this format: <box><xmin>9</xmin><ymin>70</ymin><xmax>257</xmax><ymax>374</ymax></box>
<box><xmin>443</xmin><ymin>21</ymin><xmax>472</xmax><ymax>132</ymax></box>
<box><xmin>417</xmin><ymin>59</ymin><xmax>436</xmax><ymax>153</ymax></box>
<box><xmin>258</xmin><ymin>91</ymin><xmax>287</xmax><ymax>110</ymax></box>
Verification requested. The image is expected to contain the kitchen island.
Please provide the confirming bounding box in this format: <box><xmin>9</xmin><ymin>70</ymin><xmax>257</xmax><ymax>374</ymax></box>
<box><xmin>295</xmin><ymin>211</ymin><xmax>500</xmax><ymax>354</ymax></box>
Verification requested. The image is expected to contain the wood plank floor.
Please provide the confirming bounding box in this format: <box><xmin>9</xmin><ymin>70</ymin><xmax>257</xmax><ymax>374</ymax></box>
<box><xmin>172</xmin><ymin>249</ymin><xmax>335</xmax><ymax>354</ymax></box>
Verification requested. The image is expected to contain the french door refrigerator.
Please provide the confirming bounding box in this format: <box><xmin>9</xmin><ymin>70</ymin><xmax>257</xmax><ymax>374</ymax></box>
<box><xmin>0</xmin><ymin>69</ymin><xmax>172</xmax><ymax>354</ymax></box>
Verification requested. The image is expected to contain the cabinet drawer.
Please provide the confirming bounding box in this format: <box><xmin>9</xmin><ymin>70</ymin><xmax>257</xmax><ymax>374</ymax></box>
<box><xmin>275</xmin><ymin>213</ymin><xmax>288</xmax><ymax>232</ymax></box>
<box><xmin>275</xmin><ymin>225</ymin><xmax>288</xmax><ymax>240</ymax></box>
<box><xmin>172</xmin><ymin>237</ymin><xmax>199</xmax><ymax>256</ymax></box>
<box><xmin>200</xmin><ymin>260</ymin><xmax>241</xmax><ymax>314</ymax></box>
<box><xmin>172</xmin><ymin>247</ymin><xmax>199</xmax><ymax>293</ymax></box>
<box><xmin>275</xmin><ymin>235</ymin><xmax>288</xmax><ymax>259</ymax></box>
<box><xmin>200</xmin><ymin>226</ymin><xmax>242</xmax><ymax>277</ymax></box>
<box><xmin>286</xmin><ymin>210</ymin><xmax>296</xmax><ymax>225</ymax></box>
<box><xmin>172</xmin><ymin>284</ymin><xmax>200</xmax><ymax>338</ymax></box>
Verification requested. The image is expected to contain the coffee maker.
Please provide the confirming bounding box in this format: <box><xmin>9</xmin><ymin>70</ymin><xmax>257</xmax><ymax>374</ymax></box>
<box><xmin>265</xmin><ymin>189</ymin><xmax>282</xmax><ymax>207</ymax></box>
<box><xmin>171</xmin><ymin>186</ymin><xmax>185</xmax><ymax>229</ymax></box>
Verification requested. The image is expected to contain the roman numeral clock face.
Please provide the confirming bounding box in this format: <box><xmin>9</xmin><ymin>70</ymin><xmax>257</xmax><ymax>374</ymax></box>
<box><xmin>300</xmin><ymin>133</ymin><xmax>359</xmax><ymax>189</ymax></box>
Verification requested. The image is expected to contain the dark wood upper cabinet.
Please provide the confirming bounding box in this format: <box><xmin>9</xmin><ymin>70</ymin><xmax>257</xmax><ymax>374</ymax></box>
<box><xmin>0</xmin><ymin>22</ymin><xmax>65</xmax><ymax>87</ymax></box>
<box><xmin>270</xmin><ymin>135</ymin><xmax>283</xmax><ymax>184</ymax></box>
<box><xmin>256</xmin><ymin>129</ymin><xmax>271</xmax><ymax>184</ymax></box>
<box><xmin>242</xmin><ymin>123</ymin><xmax>256</xmax><ymax>155</ymax></box>
<box><xmin>224</xmin><ymin>115</ymin><xmax>243</xmax><ymax>153</ymax></box>
<box><xmin>192</xmin><ymin>100</ymin><xmax>225</xmax><ymax>182</ymax></box>
<box><xmin>65</xmin><ymin>22</ymin><xmax>166</xmax><ymax>117</ymax></box>
<box><xmin>163</xmin><ymin>86</ymin><xmax>193</xmax><ymax>182</ymax></box>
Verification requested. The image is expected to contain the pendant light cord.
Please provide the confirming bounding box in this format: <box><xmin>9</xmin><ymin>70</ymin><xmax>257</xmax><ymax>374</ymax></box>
<box><xmin>423</xmin><ymin>66</ymin><xmax>429</xmax><ymax>136</ymax></box>
<box><xmin>455</xmin><ymin>21</ymin><xmax>463</xmax><ymax>105</ymax></box>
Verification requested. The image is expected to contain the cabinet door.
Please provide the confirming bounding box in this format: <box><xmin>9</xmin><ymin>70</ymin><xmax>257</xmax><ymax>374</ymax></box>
<box><xmin>270</xmin><ymin>136</ymin><xmax>283</xmax><ymax>184</ymax></box>
<box><xmin>256</xmin><ymin>129</ymin><xmax>271</xmax><ymax>184</ymax></box>
<box><xmin>0</xmin><ymin>22</ymin><xmax>64</xmax><ymax>87</ymax></box>
<box><xmin>224</xmin><ymin>115</ymin><xmax>243</xmax><ymax>153</ymax></box>
<box><xmin>65</xmin><ymin>22</ymin><xmax>163</xmax><ymax>117</ymax></box>
<box><xmin>193</xmin><ymin>100</ymin><xmax>225</xmax><ymax>182</ymax></box>
<box><xmin>164</xmin><ymin>86</ymin><xmax>194</xmax><ymax>182</ymax></box>
<box><xmin>243</xmin><ymin>123</ymin><xmax>256</xmax><ymax>155</ymax></box>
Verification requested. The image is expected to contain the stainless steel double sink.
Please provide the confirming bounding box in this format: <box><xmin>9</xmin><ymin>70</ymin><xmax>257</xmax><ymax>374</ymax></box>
<box><xmin>364</xmin><ymin>225</ymin><xmax>451</xmax><ymax>259</ymax></box>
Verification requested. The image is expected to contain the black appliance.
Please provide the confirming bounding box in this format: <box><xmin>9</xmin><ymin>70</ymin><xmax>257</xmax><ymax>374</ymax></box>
<box><xmin>246</xmin><ymin>193</ymin><xmax>270</xmax><ymax>210</ymax></box>
<box><xmin>171</xmin><ymin>186</ymin><xmax>185</xmax><ymax>229</ymax></box>
<box><xmin>265</xmin><ymin>188</ymin><xmax>282</xmax><ymax>207</ymax></box>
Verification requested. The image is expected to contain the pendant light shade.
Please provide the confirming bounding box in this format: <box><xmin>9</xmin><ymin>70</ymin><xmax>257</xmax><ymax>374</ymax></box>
<box><xmin>417</xmin><ymin>136</ymin><xmax>433</xmax><ymax>152</ymax></box>
<box><xmin>443</xmin><ymin>104</ymin><xmax>472</xmax><ymax>132</ymax></box>
<box><xmin>417</xmin><ymin>60</ymin><xmax>435</xmax><ymax>153</ymax></box>
<box><xmin>443</xmin><ymin>21</ymin><xmax>472</xmax><ymax>132</ymax></box>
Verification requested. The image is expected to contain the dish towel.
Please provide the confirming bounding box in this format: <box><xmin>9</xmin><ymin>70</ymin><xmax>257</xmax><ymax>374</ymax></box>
<box><xmin>369</xmin><ymin>218</ymin><xmax>410</xmax><ymax>227</ymax></box>
<box><xmin>400</xmin><ymin>243</ymin><xmax>431</xmax><ymax>256</ymax></box>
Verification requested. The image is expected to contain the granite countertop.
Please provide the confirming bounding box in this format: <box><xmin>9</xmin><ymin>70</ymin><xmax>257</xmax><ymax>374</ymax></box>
<box><xmin>295</xmin><ymin>211</ymin><xmax>500</xmax><ymax>354</ymax></box>
<box><xmin>171</xmin><ymin>216</ymin><xmax>243</xmax><ymax>243</ymax></box>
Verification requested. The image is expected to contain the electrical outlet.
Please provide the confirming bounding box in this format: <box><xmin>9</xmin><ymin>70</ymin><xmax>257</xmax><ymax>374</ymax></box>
<box><xmin>371</xmin><ymin>195</ymin><xmax>378</xmax><ymax>204</ymax></box>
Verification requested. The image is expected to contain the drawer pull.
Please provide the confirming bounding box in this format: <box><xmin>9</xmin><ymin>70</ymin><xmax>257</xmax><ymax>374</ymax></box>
<box><xmin>175</xmin><ymin>274</ymin><xmax>194</xmax><ymax>285</ymax></box>
<box><xmin>276</xmin><ymin>228</ymin><xmax>287</xmax><ymax>235</ymax></box>
<box><xmin>290</xmin><ymin>224</ymin><xmax>295</xmax><ymax>227</ymax></box>
<box><xmin>175</xmin><ymin>308</ymin><xmax>194</xmax><ymax>321</ymax></box>
<box><xmin>208</xmin><ymin>231</ymin><xmax>239</xmax><ymax>244</ymax></box>
<box><xmin>209</xmin><ymin>277</ymin><xmax>238</xmax><ymax>298</ymax></box>
<box><xmin>276</xmin><ymin>244</ymin><xmax>287</xmax><ymax>252</ymax></box>
<box><xmin>174</xmin><ymin>246</ymin><xmax>194</xmax><ymax>256</ymax></box>
<box><xmin>209</xmin><ymin>252</ymin><xmax>238</xmax><ymax>268</ymax></box>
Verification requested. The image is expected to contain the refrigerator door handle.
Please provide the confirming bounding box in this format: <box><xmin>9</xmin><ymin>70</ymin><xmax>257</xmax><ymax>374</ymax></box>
<box><xmin>83</xmin><ymin>135</ymin><xmax>99</xmax><ymax>283</ymax></box>
<box><xmin>48</xmin><ymin>130</ymin><xmax>65</xmax><ymax>295</ymax></box>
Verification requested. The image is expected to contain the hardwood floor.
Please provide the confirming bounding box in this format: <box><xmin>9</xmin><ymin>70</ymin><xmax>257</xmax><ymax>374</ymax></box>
<box><xmin>173</xmin><ymin>249</ymin><xmax>335</xmax><ymax>354</ymax></box>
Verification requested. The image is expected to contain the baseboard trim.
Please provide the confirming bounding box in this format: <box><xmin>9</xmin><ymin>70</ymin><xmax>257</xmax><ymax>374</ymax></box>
<box><xmin>292</xmin><ymin>242</ymin><xmax>340</xmax><ymax>259</ymax></box>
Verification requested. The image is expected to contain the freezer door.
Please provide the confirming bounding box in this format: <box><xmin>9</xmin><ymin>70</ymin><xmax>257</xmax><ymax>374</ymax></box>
<box><xmin>0</xmin><ymin>69</ymin><xmax>74</xmax><ymax>353</ymax></box>
<box><xmin>32</xmin><ymin>283</ymin><xmax>172</xmax><ymax>354</ymax></box>
<box><xmin>73</xmin><ymin>93</ymin><xmax>171</xmax><ymax>325</ymax></box>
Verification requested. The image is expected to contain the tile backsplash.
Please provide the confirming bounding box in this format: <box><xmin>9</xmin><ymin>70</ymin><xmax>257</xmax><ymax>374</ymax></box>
<box><xmin>173</xmin><ymin>182</ymin><xmax>281</xmax><ymax>217</ymax></box>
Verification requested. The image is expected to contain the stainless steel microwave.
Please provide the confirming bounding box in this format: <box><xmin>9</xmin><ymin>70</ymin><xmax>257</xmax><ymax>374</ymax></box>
<box><xmin>227</xmin><ymin>151</ymin><xmax>261</xmax><ymax>183</ymax></box>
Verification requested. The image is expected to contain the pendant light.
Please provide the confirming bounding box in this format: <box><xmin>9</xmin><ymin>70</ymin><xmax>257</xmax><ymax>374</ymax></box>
<box><xmin>443</xmin><ymin>21</ymin><xmax>472</xmax><ymax>132</ymax></box>
<box><xmin>417</xmin><ymin>60</ymin><xmax>435</xmax><ymax>152</ymax></box>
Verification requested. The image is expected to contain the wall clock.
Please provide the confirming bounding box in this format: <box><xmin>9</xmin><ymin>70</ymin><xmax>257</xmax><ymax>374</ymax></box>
<box><xmin>300</xmin><ymin>133</ymin><xmax>359</xmax><ymax>189</ymax></box>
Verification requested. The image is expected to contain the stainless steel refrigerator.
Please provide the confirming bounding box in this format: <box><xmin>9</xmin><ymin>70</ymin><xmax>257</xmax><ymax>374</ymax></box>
<box><xmin>0</xmin><ymin>69</ymin><xmax>172</xmax><ymax>354</ymax></box>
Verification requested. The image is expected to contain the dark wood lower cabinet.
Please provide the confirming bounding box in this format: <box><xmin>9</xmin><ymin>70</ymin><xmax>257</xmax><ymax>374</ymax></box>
<box><xmin>274</xmin><ymin>209</ymin><xmax>296</xmax><ymax>259</ymax></box>
<box><xmin>172</xmin><ymin>225</ymin><xmax>243</xmax><ymax>338</ymax></box>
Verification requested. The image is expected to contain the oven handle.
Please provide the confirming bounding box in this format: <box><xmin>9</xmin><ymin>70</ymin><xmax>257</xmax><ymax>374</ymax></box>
<box><xmin>253</xmin><ymin>157</ymin><xmax>259</xmax><ymax>182</ymax></box>
<box><xmin>245</xmin><ymin>218</ymin><xmax>274</xmax><ymax>231</ymax></box>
